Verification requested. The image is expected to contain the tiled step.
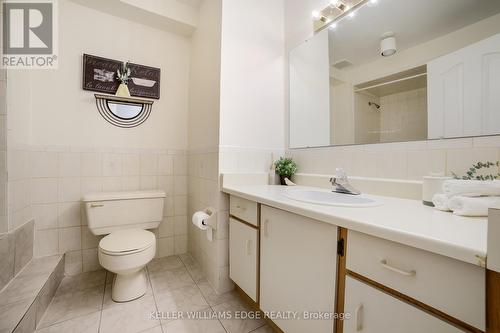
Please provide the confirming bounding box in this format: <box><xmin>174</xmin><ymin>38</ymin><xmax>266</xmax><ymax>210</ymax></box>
<box><xmin>0</xmin><ymin>255</ymin><xmax>64</xmax><ymax>333</ymax></box>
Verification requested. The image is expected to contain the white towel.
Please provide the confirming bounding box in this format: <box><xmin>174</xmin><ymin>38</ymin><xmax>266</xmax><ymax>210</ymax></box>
<box><xmin>448</xmin><ymin>196</ymin><xmax>500</xmax><ymax>217</ymax></box>
<box><xmin>442</xmin><ymin>180</ymin><xmax>500</xmax><ymax>197</ymax></box>
<box><xmin>432</xmin><ymin>193</ymin><xmax>451</xmax><ymax>212</ymax></box>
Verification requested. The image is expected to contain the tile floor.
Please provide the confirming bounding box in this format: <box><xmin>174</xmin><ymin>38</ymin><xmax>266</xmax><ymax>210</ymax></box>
<box><xmin>35</xmin><ymin>254</ymin><xmax>274</xmax><ymax>333</ymax></box>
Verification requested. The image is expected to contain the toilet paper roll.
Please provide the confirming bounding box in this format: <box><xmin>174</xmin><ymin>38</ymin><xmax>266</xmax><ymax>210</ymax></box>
<box><xmin>192</xmin><ymin>211</ymin><xmax>210</xmax><ymax>230</ymax></box>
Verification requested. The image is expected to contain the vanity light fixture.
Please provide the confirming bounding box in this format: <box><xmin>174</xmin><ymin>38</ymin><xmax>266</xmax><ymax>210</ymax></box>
<box><xmin>312</xmin><ymin>0</ymin><xmax>370</xmax><ymax>32</ymax></box>
<box><xmin>330</xmin><ymin>0</ymin><xmax>347</xmax><ymax>12</ymax></box>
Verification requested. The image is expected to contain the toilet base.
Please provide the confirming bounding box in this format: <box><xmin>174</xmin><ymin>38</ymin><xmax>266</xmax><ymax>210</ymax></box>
<box><xmin>112</xmin><ymin>268</ymin><xmax>148</xmax><ymax>302</ymax></box>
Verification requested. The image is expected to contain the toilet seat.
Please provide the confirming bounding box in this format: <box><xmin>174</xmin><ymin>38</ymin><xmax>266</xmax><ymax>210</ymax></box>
<box><xmin>99</xmin><ymin>229</ymin><xmax>155</xmax><ymax>256</ymax></box>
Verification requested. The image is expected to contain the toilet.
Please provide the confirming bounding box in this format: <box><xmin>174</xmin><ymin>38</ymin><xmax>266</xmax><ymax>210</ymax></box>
<box><xmin>83</xmin><ymin>190</ymin><xmax>166</xmax><ymax>302</ymax></box>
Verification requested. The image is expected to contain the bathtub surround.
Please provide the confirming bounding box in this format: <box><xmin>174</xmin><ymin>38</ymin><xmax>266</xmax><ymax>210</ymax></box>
<box><xmin>0</xmin><ymin>255</ymin><xmax>64</xmax><ymax>333</ymax></box>
<box><xmin>0</xmin><ymin>220</ymin><xmax>34</xmax><ymax>291</ymax></box>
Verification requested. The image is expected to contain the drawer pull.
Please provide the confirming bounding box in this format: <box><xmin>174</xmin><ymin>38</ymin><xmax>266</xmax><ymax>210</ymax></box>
<box><xmin>246</xmin><ymin>240</ymin><xmax>252</xmax><ymax>255</ymax></box>
<box><xmin>90</xmin><ymin>203</ymin><xmax>104</xmax><ymax>208</ymax></box>
<box><xmin>236</xmin><ymin>205</ymin><xmax>247</xmax><ymax>211</ymax></box>
<box><xmin>263</xmin><ymin>219</ymin><xmax>269</xmax><ymax>237</ymax></box>
<box><xmin>355</xmin><ymin>303</ymin><xmax>363</xmax><ymax>331</ymax></box>
<box><xmin>380</xmin><ymin>259</ymin><xmax>416</xmax><ymax>276</ymax></box>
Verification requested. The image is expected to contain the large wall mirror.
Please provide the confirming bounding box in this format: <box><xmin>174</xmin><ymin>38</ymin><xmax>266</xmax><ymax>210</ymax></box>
<box><xmin>289</xmin><ymin>0</ymin><xmax>500</xmax><ymax>148</ymax></box>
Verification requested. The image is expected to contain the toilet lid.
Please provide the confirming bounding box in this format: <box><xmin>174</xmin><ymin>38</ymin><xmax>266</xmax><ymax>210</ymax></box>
<box><xmin>99</xmin><ymin>229</ymin><xmax>155</xmax><ymax>254</ymax></box>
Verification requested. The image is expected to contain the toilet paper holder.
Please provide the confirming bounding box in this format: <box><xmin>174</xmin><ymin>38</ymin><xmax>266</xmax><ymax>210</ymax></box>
<box><xmin>201</xmin><ymin>207</ymin><xmax>217</xmax><ymax>230</ymax></box>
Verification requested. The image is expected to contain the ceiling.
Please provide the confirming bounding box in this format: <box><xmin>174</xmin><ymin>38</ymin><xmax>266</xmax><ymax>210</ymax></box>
<box><xmin>329</xmin><ymin>0</ymin><xmax>500</xmax><ymax>68</ymax></box>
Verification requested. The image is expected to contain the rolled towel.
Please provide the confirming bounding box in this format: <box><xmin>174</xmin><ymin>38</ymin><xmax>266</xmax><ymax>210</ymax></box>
<box><xmin>443</xmin><ymin>180</ymin><xmax>500</xmax><ymax>197</ymax></box>
<box><xmin>432</xmin><ymin>193</ymin><xmax>451</xmax><ymax>212</ymax></box>
<box><xmin>448</xmin><ymin>196</ymin><xmax>500</xmax><ymax>217</ymax></box>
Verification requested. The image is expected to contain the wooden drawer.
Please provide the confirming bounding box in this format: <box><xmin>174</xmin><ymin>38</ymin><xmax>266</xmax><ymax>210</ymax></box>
<box><xmin>229</xmin><ymin>218</ymin><xmax>258</xmax><ymax>301</ymax></box>
<box><xmin>347</xmin><ymin>231</ymin><xmax>485</xmax><ymax>331</ymax></box>
<box><xmin>344</xmin><ymin>276</ymin><xmax>463</xmax><ymax>333</ymax></box>
<box><xmin>230</xmin><ymin>196</ymin><xmax>258</xmax><ymax>226</ymax></box>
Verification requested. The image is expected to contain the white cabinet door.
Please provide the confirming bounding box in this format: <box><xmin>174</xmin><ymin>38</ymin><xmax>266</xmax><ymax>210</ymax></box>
<box><xmin>260</xmin><ymin>206</ymin><xmax>337</xmax><ymax>333</ymax></box>
<box><xmin>229</xmin><ymin>218</ymin><xmax>258</xmax><ymax>301</ymax></box>
<box><xmin>344</xmin><ymin>276</ymin><xmax>463</xmax><ymax>333</ymax></box>
<box><xmin>428</xmin><ymin>33</ymin><xmax>500</xmax><ymax>139</ymax></box>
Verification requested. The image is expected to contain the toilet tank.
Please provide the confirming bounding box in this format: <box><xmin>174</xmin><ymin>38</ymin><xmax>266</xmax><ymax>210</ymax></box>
<box><xmin>83</xmin><ymin>190</ymin><xmax>166</xmax><ymax>235</ymax></box>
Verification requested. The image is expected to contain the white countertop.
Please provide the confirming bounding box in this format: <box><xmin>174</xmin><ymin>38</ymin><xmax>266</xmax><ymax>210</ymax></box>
<box><xmin>223</xmin><ymin>185</ymin><xmax>488</xmax><ymax>267</ymax></box>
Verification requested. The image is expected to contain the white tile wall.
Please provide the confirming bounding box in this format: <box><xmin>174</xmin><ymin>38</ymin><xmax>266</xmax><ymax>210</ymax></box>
<box><xmin>188</xmin><ymin>147</ymin><xmax>283</xmax><ymax>294</ymax></box>
<box><xmin>288</xmin><ymin>136</ymin><xmax>500</xmax><ymax>181</ymax></box>
<box><xmin>17</xmin><ymin>147</ymin><xmax>189</xmax><ymax>275</ymax></box>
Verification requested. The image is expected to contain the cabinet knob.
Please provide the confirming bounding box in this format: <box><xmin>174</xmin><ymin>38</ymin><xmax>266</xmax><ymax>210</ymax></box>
<box><xmin>90</xmin><ymin>203</ymin><xmax>104</xmax><ymax>208</ymax></box>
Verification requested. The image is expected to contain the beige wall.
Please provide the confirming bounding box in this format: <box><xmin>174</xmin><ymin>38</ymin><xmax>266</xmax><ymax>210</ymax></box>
<box><xmin>219</xmin><ymin>0</ymin><xmax>286</xmax><ymax>151</ymax></box>
<box><xmin>8</xmin><ymin>0</ymin><xmax>190</xmax><ymax>151</ymax></box>
<box><xmin>187</xmin><ymin>0</ymin><xmax>228</xmax><ymax>293</ymax></box>
<box><xmin>187</xmin><ymin>0</ymin><xmax>222</xmax><ymax>151</ymax></box>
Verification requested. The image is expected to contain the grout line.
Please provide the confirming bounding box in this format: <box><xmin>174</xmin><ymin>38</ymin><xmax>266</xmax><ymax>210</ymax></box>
<box><xmin>97</xmin><ymin>271</ymin><xmax>107</xmax><ymax>333</ymax></box>
<box><xmin>146</xmin><ymin>266</ymin><xmax>164</xmax><ymax>333</ymax></box>
<box><xmin>179</xmin><ymin>254</ymin><xmax>231</xmax><ymax>333</ymax></box>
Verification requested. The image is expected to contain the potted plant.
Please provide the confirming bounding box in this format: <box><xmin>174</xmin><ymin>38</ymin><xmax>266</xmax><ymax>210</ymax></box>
<box><xmin>452</xmin><ymin>161</ymin><xmax>500</xmax><ymax>180</ymax></box>
<box><xmin>274</xmin><ymin>157</ymin><xmax>298</xmax><ymax>185</ymax></box>
<box><xmin>116</xmin><ymin>62</ymin><xmax>131</xmax><ymax>97</ymax></box>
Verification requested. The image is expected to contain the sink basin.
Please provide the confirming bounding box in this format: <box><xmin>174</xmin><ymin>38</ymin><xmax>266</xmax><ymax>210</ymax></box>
<box><xmin>283</xmin><ymin>189</ymin><xmax>382</xmax><ymax>207</ymax></box>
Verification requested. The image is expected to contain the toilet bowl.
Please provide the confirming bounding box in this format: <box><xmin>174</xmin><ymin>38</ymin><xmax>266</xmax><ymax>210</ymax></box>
<box><xmin>83</xmin><ymin>190</ymin><xmax>165</xmax><ymax>303</ymax></box>
<box><xmin>98</xmin><ymin>228</ymin><xmax>156</xmax><ymax>302</ymax></box>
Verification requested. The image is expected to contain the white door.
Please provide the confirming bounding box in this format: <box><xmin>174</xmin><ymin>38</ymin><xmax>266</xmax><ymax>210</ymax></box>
<box><xmin>344</xmin><ymin>276</ymin><xmax>463</xmax><ymax>333</ymax></box>
<box><xmin>260</xmin><ymin>206</ymin><xmax>337</xmax><ymax>333</ymax></box>
<box><xmin>229</xmin><ymin>218</ymin><xmax>258</xmax><ymax>301</ymax></box>
<box><xmin>428</xmin><ymin>33</ymin><xmax>500</xmax><ymax>139</ymax></box>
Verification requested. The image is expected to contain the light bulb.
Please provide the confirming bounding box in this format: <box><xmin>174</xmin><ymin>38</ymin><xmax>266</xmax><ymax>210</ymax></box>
<box><xmin>312</xmin><ymin>10</ymin><xmax>320</xmax><ymax>19</ymax></box>
<box><xmin>330</xmin><ymin>0</ymin><xmax>340</xmax><ymax>6</ymax></box>
<box><xmin>370</xmin><ymin>0</ymin><xmax>378</xmax><ymax>3</ymax></box>
<box><xmin>348</xmin><ymin>11</ymin><xmax>356</xmax><ymax>18</ymax></box>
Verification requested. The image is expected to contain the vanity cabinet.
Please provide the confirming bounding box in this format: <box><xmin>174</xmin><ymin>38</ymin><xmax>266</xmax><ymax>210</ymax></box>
<box><xmin>260</xmin><ymin>206</ymin><xmax>337</xmax><ymax>333</ymax></box>
<box><xmin>428</xmin><ymin>33</ymin><xmax>500</xmax><ymax>139</ymax></box>
<box><xmin>229</xmin><ymin>218</ymin><xmax>258</xmax><ymax>301</ymax></box>
<box><xmin>343</xmin><ymin>276</ymin><xmax>463</xmax><ymax>333</ymax></box>
<box><xmin>227</xmin><ymin>194</ymin><xmax>486</xmax><ymax>333</ymax></box>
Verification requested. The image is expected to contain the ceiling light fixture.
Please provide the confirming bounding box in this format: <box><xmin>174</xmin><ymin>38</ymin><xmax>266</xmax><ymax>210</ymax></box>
<box><xmin>380</xmin><ymin>32</ymin><xmax>397</xmax><ymax>57</ymax></box>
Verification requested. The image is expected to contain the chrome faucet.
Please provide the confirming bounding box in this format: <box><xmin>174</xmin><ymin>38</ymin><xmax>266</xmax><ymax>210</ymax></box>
<box><xmin>329</xmin><ymin>168</ymin><xmax>361</xmax><ymax>195</ymax></box>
